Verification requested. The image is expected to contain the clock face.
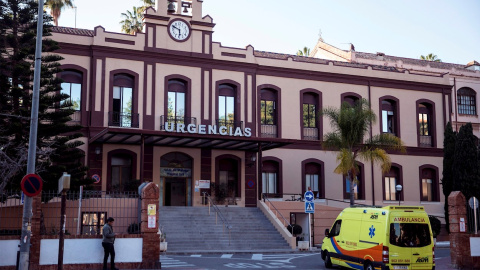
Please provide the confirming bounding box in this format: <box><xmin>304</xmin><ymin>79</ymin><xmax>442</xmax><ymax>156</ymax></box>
<box><xmin>169</xmin><ymin>20</ymin><xmax>190</xmax><ymax>41</ymax></box>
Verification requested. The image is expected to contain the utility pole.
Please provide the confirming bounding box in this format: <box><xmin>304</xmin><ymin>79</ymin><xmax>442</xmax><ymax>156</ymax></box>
<box><xmin>18</xmin><ymin>1</ymin><xmax>44</xmax><ymax>269</ymax></box>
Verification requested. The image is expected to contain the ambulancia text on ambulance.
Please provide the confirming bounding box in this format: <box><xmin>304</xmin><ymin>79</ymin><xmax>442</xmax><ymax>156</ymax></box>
<box><xmin>322</xmin><ymin>206</ymin><xmax>435</xmax><ymax>270</ymax></box>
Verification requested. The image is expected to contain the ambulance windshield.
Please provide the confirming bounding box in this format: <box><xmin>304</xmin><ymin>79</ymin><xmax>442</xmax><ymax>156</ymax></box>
<box><xmin>389</xmin><ymin>223</ymin><xmax>431</xmax><ymax>247</ymax></box>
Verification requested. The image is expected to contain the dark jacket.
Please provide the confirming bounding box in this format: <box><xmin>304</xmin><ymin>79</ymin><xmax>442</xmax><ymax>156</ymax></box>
<box><xmin>102</xmin><ymin>223</ymin><xmax>115</xmax><ymax>244</ymax></box>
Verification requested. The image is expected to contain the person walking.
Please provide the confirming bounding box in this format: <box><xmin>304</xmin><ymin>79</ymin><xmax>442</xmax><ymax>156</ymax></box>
<box><xmin>102</xmin><ymin>217</ymin><xmax>118</xmax><ymax>270</ymax></box>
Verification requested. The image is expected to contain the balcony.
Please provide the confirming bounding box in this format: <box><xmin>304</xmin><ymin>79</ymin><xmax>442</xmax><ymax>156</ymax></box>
<box><xmin>108</xmin><ymin>112</ymin><xmax>139</xmax><ymax>128</ymax></box>
<box><xmin>420</xmin><ymin>135</ymin><xmax>432</xmax><ymax>147</ymax></box>
<box><xmin>216</xmin><ymin>119</ymin><xmax>243</xmax><ymax>130</ymax></box>
<box><xmin>160</xmin><ymin>115</ymin><xmax>197</xmax><ymax>131</ymax></box>
<box><xmin>261</xmin><ymin>124</ymin><xmax>277</xmax><ymax>138</ymax></box>
<box><xmin>303</xmin><ymin>127</ymin><xmax>319</xmax><ymax>140</ymax></box>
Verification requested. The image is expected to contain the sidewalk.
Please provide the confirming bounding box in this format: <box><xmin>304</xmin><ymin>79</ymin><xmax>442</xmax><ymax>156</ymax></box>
<box><xmin>436</xmin><ymin>241</ymin><xmax>454</xmax><ymax>270</ymax></box>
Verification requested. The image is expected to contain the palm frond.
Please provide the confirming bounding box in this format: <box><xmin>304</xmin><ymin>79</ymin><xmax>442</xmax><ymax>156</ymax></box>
<box><xmin>333</xmin><ymin>149</ymin><xmax>355</xmax><ymax>175</ymax></box>
<box><xmin>364</xmin><ymin>133</ymin><xmax>406</xmax><ymax>153</ymax></box>
<box><xmin>358</xmin><ymin>148</ymin><xmax>392</xmax><ymax>173</ymax></box>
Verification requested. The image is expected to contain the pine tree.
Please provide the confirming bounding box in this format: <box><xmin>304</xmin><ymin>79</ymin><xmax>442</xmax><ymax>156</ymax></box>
<box><xmin>0</xmin><ymin>0</ymin><xmax>90</xmax><ymax>195</ymax></box>
<box><xmin>441</xmin><ymin>122</ymin><xmax>456</xmax><ymax>233</ymax></box>
<box><xmin>452</xmin><ymin>123</ymin><xmax>480</xmax><ymax>200</ymax></box>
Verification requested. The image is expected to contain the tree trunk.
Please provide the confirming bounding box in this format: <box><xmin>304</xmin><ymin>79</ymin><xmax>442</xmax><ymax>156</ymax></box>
<box><xmin>348</xmin><ymin>171</ymin><xmax>355</xmax><ymax>206</ymax></box>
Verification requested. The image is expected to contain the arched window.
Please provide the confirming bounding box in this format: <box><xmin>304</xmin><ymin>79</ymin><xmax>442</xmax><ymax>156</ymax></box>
<box><xmin>217</xmin><ymin>156</ymin><xmax>240</xmax><ymax>199</ymax></box>
<box><xmin>260</xmin><ymin>88</ymin><xmax>279</xmax><ymax>138</ymax></box>
<box><xmin>380</xmin><ymin>97</ymin><xmax>400</xmax><ymax>136</ymax></box>
<box><xmin>301</xmin><ymin>91</ymin><xmax>321</xmax><ymax>140</ymax></box>
<box><xmin>343</xmin><ymin>162</ymin><xmax>365</xmax><ymax>200</ymax></box>
<box><xmin>262</xmin><ymin>159</ymin><xmax>281</xmax><ymax>195</ymax></box>
<box><xmin>302</xmin><ymin>160</ymin><xmax>324</xmax><ymax>198</ymax></box>
<box><xmin>417</xmin><ymin>100</ymin><xmax>436</xmax><ymax>147</ymax></box>
<box><xmin>60</xmin><ymin>70</ymin><xmax>82</xmax><ymax>122</ymax></box>
<box><xmin>419</xmin><ymin>165</ymin><xmax>439</xmax><ymax>202</ymax></box>
<box><xmin>383</xmin><ymin>164</ymin><xmax>403</xmax><ymax>201</ymax></box>
<box><xmin>458</xmin><ymin>87</ymin><xmax>477</xmax><ymax>115</ymax></box>
<box><xmin>112</xmin><ymin>74</ymin><xmax>135</xmax><ymax>127</ymax></box>
<box><xmin>167</xmin><ymin>79</ymin><xmax>187</xmax><ymax>121</ymax></box>
<box><xmin>341</xmin><ymin>93</ymin><xmax>361</xmax><ymax>107</ymax></box>
<box><xmin>217</xmin><ymin>84</ymin><xmax>237</xmax><ymax>128</ymax></box>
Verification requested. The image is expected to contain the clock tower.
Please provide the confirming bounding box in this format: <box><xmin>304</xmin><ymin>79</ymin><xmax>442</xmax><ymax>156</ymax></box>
<box><xmin>144</xmin><ymin>0</ymin><xmax>215</xmax><ymax>56</ymax></box>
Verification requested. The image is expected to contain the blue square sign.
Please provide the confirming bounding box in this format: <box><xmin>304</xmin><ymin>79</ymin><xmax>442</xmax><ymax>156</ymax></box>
<box><xmin>305</xmin><ymin>202</ymin><xmax>315</xmax><ymax>213</ymax></box>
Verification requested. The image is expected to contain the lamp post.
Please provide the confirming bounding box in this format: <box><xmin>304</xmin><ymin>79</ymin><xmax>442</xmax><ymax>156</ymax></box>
<box><xmin>395</xmin><ymin>184</ymin><xmax>403</xmax><ymax>206</ymax></box>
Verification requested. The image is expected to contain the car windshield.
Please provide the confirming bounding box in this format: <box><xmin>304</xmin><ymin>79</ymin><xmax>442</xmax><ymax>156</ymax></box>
<box><xmin>389</xmin><ymin>223</ymin><xmax>431</xmax><ymax>247</ymax></box>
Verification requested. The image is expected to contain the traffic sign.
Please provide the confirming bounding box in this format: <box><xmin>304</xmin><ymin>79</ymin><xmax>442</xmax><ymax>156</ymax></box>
<box><xmin>305</xmin><ymin>202</ymin><xmax>315</xmax><ymax>213</ymax></box>
<box><xmin>304</xmin><ymin>191</ymin><xmax>314</xmax><ymax>202</ymax></box>
<box><xmin>20</xmin><ymin>174</ymin><xmax>43</xmax><ymax>197</ymax></box>
<box><xmin>247</xmin><ymin>180</ymin><xmax>255</xmax><ymax>189</ymax></box>
<box><xmin>92</xmin><ymin>174</ymin><xmax>101</xmax><ymax>184</ymax></box>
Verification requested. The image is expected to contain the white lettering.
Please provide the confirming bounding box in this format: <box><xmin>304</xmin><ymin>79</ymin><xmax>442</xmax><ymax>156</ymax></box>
<box><xmin>208</xmin><ymin>125</ymin><xmax>217</xmax><ymax>135</ymax></box>
<box><xmin>187</xmin><ymin>124</ymin><xmax>196</xmax><ymax>133</ymax></box>
<box><xmin>177</xmin><ymin>123</ymin><xmax>186</xmax><ymax>133</ymax></box>
<box><xmin>198</xmin><ymin>125</ymin><xmax>206</xmax><ymax>134</ymax></box>
<box><xmin>165</xmin><ymin>122</ymin><xmax>174</xmax><ymax>132</ymax></box>
<box><xmin>234</xmin><ymin>127</ymin><xmax>243</xmax><ymax>136</ymax></box>
<box><xmin>219</xmin><ymin>126</ymin><xmax>228</xmax><ymax>135</ymax></box>
<box><xmin>244</xmin><ymin>128</ymin><xmax>252</xmax><ymax>137</ymax></box>
<box><xmin>229</xmin><ymin>127</ymin><xmax>233</xmax><ymax>136</ymax></box>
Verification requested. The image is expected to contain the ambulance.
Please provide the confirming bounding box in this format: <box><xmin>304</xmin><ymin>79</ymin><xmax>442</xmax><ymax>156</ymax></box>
<box><xmin>321</xmin><ymin>206</ymin><xmax>435</xmax><ymax>270</ymax></box>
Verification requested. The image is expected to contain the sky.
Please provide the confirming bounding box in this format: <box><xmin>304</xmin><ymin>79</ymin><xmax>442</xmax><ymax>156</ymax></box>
<box><xmin>55</xmin><ymin>0</ymin><xmax>480</xmax><ymax>65</ymax></box>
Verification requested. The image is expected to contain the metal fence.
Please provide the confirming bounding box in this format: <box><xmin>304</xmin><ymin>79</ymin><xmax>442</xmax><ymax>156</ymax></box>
<box><xmin>0</xmin><ymin>190</ymin><xmax>140</xmax><ymax>236</ymax></box>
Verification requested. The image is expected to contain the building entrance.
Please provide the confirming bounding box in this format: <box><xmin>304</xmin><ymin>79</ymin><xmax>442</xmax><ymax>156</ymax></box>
<box><xmin>165</xmin><ymin>178</ymin><xmax>187</xmax><ymax>206</ymax></box>
<box><xmin>160</xmin><ymin>152</ymin><xmax>193</xmax><ymax>206</ymax></box>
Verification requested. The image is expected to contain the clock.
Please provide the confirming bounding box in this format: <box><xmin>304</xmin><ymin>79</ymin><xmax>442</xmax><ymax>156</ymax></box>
<box><xmin>169</xmin><ymin>19</ymin><xmax>190</xmax><ymax>41</ymax></box>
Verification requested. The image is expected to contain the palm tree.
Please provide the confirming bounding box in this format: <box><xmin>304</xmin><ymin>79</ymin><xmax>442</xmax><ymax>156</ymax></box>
<box><xmin>138</xmin><ymin>0</ymin><xmax>155</xmax><ymax>14</ymax></box>
<box><xmin>296</xmin><ymin>47</ymin><xmax>310</xmax><ymax>57</ymax></box>
<box><xmin>420</xmin><ymin>53</ymin><xmax>442</xmax><ymax>62</ymax></box>
<box><xmin>44</xmin><ymin>0</ymin><xmax>74</xmax><ymax>26</ymax></box>
<box><xmin>120</xmin><ymin>6</ymin><xmax>144</xmax><ymax>35</ymax></box>
<box><xmin>322</xmin><ymin>99</ymin><xmax>405</xmax><ymax>206</ymax></box>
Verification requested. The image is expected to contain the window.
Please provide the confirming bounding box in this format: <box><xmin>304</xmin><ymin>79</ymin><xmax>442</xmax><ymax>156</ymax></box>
<box><xmin>390</xmin><ymin>223</ymin><xmax>431</xmax><ymax>247</ymax></box>
<box><xmin>262</xmin><ymin>159</ymin><xmax>281</xmax><ymax>195</ymax></box>
<box><xmin>218</xmin><ymin>157</ymin><xmax>239</xmax><ymax>198</ymax></box>
<box><xmin>111</xmin><ymin>155</ymin><xmax>132</xmax><ymax>191</ymax></box>
<box><xmin>303</xmin><ymin>161</ymin><xmax>324</xmax><ymax>198</ymax></box>
<box><xmin>260</xmin><ymin>88</ymin><xmax>279</xmax><ymax>138</ymax></box>
<box><xmin>112</xmin><ymin>74</ymin><xmax>134</xmax><ymax>127</ymax></box>
<box><xmin>301</xmin><ymin>91</ymin><xmax>321</xmax><ymax>140</ymax></box>
<box><xmin>384</xmin><ymin>165</ymin><xmax>402</xmax><ymax>201</ymax></box>
<box><xmin>458</xmin><ymin>88</ymin><xmax>476</xmax><ymax>115</ymax></box>
<box><xmin>417</xmin><ymin>101</ymin><xmax>435</xmax><ymax>147</ymax></box>
<box><xmin>81</xmin><ymin>212</ymin><xmax>106</xmax><ymax>235</ymax></box>
<box><xmin>344</xmin><ymin>163</ymin><xmax>364</xmax><ymax>200</ymax></box>
<box><xmin>341</xmin><ymin>93</ymin><xmax>361</xmax><ymax>107</ymax></box>
<box><xmin>218</xmin><ymin>84</ymin><xmax>236</xmax><ymax>127</ymax></box>
<box><xmin>380</xmin><ymin>98</ymin><xmax>399</xmax><ymax>136</ymax></box>
<box><xmin>60</xmin><ymin>70</ymin><xmax>82</xmax><ymax>111</ymax></box>
<box><xmin>419</xmin><ymin>165</ymin><xmax>438</xmax><ymax>202</ymax></box>
<box><xmin>330</xmin><ymin>220</ymin><xmax>342</xmax><ymax>237</ymax></box>
<box><xmin>167</xmin><ymin>79</ymin><xmax>186</xmax><ymax>120</ymax></box>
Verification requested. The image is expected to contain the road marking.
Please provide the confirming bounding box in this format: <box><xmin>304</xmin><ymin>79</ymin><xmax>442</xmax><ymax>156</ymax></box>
<box><xmin>190</xmin><ymin>255</ymin><xmax>202</xmax><ymax>257</ymax></box>
<box><xmin>160</xmin><ymin>256</ymin><xmax>196</xmax><ymax>268</ymax></box>
<box><xmin>261</xmin><ymin>253</ymin><xmax>314</xmax><ymax>263</ymax></box>
<box><xmin>221</xmin><ymin>254</ymin><xmax>233</xmax><ymax>258</ymax></box>
<box><xmin>251</xmin><ymin>254</ymin><xmax>262</xmax><ymax>260</ymax></box>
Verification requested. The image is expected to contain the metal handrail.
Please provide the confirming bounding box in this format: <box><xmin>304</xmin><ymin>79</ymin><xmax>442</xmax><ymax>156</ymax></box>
<box><xmin>262</xmin><ymin>193</ymin><xmax>294</xmax><ymax>236</ymax></box>
<box><xmin>202</xmin><ymin>192</ymin><xmax>232</xmax><ymax>245</ymax></box>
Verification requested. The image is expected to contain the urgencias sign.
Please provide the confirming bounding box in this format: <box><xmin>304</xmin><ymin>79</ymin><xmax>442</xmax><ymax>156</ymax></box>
<box><xmin>164</xmin><ymin>122</ymin><xmax>252</xmax><ymax>137</ymax></box>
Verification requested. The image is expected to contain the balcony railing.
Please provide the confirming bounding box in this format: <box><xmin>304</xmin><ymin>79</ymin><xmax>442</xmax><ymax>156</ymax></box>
<box><xmin>216</xmin><ymin>119</ymin><xmax>243</xmax><ymax>130</ymax></box>
<box><xmin>261</xmin><ymin>124</ymin><xmax>277</xmax><ymax>138</ymax></box>
<box><xmin>420</xmin><ymin>135</ymin><xmax>432</xmax><ymax>147</ymax></box>
<box><xmin>160</xmin><ymin>115</ymin><xmax>197</xmax><ymax>131</ymax></box>
<box><xmin>108</xmin><ymin>112</ymin><xmax>139</xmax><ymax>128</ymax></box>
<box><xmin>303</xmin><ymin>127</ymin><xmax>319</xmax><ymax>140</ymax></box>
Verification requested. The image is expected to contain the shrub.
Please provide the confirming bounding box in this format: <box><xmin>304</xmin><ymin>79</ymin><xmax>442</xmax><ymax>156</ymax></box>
<box><xmin>286</xmin><ymin>224</ymin><xmax>302</xmax><ymax>235</ymax></box>
<box><xmin>429</xmin><ymin>215</ymin><xmax>441</xmax><ymax>238</ymax></box>
<box><xmin>127</xmin><ymin>222</ymin><xmax>141</xmax><ymax>234</ymax></box>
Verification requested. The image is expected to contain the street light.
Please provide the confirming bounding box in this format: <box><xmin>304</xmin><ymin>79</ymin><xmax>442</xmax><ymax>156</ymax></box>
<box><xmin>395</xmin><ymin>184</ymin><xmax>403</xmax><ymax>206</ymax></box>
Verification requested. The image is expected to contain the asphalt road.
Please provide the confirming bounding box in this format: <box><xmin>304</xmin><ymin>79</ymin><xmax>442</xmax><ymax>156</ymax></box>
<box><xmin>156</xmin><ymin>248</ymin><xmax>451</xmax><ymax>270</ymax></box>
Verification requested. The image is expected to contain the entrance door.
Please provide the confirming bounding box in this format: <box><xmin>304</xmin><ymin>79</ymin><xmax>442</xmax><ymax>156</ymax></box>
<box><xmin>165</xmin><ymin>178</ymin><xmax>186</xmax><ymax>206</ymax></box>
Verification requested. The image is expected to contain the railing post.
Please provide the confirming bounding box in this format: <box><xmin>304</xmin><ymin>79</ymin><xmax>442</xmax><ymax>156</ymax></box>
<box><xmin>216</xmin><ymin>212</ymin><xmax>217</xmax><ymax>225</ymax></box>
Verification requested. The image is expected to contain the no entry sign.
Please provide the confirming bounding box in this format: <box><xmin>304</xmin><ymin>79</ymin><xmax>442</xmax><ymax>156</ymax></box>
<box><xmin>21</xmin><ymin>174</ymin><xmax>43</xmax><ymax>197</ymax></box>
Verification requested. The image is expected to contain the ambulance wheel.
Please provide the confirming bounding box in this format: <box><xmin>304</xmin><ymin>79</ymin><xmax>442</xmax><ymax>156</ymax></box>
<box><xmin>323</xmin><ymin>251</ymin><xmax>332</xmax><ymax>268</ymax></box>
<box><xmin>364</xmin><ymin>261</ymin><xmax>374</xmax><ymax>270</ymax></box>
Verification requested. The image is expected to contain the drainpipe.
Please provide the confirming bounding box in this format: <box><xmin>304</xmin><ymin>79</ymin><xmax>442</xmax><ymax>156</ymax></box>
<box><xmin>368</xmin><ymin>80</ymin><xmax>375</xmax><ymax>206</ymax></box>
<box><xmin>454</xmin><ymin>78</ymin><xmax>458</xmax><ymax>132</ymax></box>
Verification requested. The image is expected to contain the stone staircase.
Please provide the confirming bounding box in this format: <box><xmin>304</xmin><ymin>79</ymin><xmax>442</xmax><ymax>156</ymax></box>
<box><xmin>158</xmin><ymin>206</ymin><xmax>292</xmax><ymax>253</ymax></box>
